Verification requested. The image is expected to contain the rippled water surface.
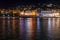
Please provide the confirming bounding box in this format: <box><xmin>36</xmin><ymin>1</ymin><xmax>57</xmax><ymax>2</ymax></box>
<box><xmin>0</xmin><ymin>17</ymin><xmax>60</xmax><ymax>40</ymax></box>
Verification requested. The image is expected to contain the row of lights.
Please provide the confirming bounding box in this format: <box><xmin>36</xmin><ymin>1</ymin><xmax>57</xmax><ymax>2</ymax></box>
<box><xmin>0</xmin><ymin>9</ymin><xmax>38</xmax><ymax>17</ymax></box>
<box><xmin>42</xmin><ymin>13</ymin><xmax>59</xmax><ymax>17</ymax></box>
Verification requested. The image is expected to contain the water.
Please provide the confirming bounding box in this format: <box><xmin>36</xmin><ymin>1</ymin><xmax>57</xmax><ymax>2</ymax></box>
<box><xmin>0</xmin><ymin>17</ymin><xmax>60</xmax><ymax>40</ymax></box>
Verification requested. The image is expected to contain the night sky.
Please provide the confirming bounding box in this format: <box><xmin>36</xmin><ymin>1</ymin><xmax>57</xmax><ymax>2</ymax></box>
<box><xmin>0</xmin><ymin>0</ymin><xmax>60</xmax><ymax>8</ymax></box>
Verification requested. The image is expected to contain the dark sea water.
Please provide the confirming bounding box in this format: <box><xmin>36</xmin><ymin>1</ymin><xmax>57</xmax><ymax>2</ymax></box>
<box><xmin>0</xmin><ymin>17</ymin><xmax>60</xmax><ymax>40</ymax></box>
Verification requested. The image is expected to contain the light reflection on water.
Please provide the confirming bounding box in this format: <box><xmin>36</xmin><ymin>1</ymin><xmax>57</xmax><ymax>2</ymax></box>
<box><xmin>48</xmin><ymin>18</ymin><xmax>60</xmax><ymax>40</ymax></box>
<box><xmin>0</xmin><ymin>17</ymin><xmax>60</xmax><ymax>40</ymax></box>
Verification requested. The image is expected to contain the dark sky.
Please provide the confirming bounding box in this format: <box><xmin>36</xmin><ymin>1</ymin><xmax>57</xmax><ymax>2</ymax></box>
<box><xmin>0</xmin><ymin>0</ymin><xmax>60</xmax><ymax>8</ymax></box>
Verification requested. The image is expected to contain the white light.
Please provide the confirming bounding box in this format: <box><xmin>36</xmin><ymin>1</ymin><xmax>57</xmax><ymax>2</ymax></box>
<box><xmin>8</xmin><ymin>15</ymin><xmax>9</xmax><ymax>16</ymax></box>
<box><xmin>3</xmin><ymin>15</ymin><xmax>5</xmax><ymax>16</ymax></box>
<box><xmin>25</xmin><ymin>11</ymin><xmax>32</xmax><ymax>15</ymax></box>
<box><xmin>20</xmin><ymin>12</ymin><xmax>24</xmax><ymax>15</ymax></box>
